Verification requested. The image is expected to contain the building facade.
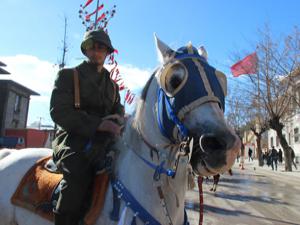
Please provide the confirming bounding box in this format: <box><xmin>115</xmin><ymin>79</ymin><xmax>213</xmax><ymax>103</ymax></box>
<box><xmin>0</xmin><ymin>80</ymin><xmax>39</xmax><ymax>136</ymax></box>
<box><xmin>267</xmin><ymin>70</ymin><xmax>300</xmax><ymax>160</ymax></box>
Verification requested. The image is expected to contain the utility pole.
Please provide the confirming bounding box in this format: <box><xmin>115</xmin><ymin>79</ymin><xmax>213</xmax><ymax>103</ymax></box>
<box><xmin>59</xmin><ymin>16</ymin><xmax>68</xmax><ymax>70</ymax></box>
<box><xmin>54</xmin><ymin>17</ymin><xmax>69</xmax><ymax>131</ymax></box>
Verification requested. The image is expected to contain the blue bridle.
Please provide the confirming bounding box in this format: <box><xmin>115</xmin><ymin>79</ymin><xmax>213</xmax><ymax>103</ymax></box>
<box><xmin>157</xmin><ymin>46</ymin><xmax>225</xmax><ymax>142</ymax></box>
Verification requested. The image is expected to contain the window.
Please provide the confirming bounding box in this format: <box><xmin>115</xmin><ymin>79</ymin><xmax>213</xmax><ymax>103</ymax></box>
<box><xmin>276</xmin><ymin>136</ymin><xmax>279</xmax><ymax>147</ymax></box>
<box><xmin>17</xmin><ymin>137</ymin><xmax>24</xmax><ymax>144</ymax></box>
<box><xmin>294</xmin><ymin>127</ymin><xmax>299</xmax><ymax>143</ymax></box>
<box><xmin>270</xmin><ymin>137</ymin><xmax>274</xmax><ymax>147</ymax></box>
<box><xmin>14</xmin><ymin>95</ymin><xmax>21</xmax><ymax>113</ymax></box>
<box><xmin>11</xmin><ymin>119</ymin><xmax>19</xmax><ymax>128</ymax></box>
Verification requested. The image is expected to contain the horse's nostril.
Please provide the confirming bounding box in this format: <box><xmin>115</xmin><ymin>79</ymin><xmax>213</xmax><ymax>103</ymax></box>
<box><xmin>199</xmin><ymin>134</ymin><xmax>227</xmax><ymax>152</ymax></box>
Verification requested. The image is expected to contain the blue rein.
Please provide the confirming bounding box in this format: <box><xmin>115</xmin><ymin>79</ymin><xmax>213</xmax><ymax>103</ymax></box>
<box><xmin>132</xmin><ymin>148</ymin><xmax>175</xmax><ymax>181</ymax></box>
<box><xmin>157</xmin><ymin>88</ymin><xmax>189</xmax><ymax>142</ymax></box>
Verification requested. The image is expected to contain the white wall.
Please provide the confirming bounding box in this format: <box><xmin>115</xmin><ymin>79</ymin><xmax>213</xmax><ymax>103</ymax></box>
<box><xmin>267</xmin><ymin>113</ymin><xmax>300</xmax><ymax>158</ymax></box>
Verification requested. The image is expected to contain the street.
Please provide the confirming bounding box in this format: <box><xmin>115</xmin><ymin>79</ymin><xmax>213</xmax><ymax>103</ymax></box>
<box><xmin>186</xmin><ymin>161</ymin><xmax>300</xmax><ymax>225</ymax></box>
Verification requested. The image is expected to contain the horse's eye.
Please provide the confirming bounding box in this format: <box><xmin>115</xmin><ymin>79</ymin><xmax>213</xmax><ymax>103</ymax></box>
<box><xmin>165</xmin><ymin>64</ymin><xmax>187</xmax><ymax>96</ymax></box>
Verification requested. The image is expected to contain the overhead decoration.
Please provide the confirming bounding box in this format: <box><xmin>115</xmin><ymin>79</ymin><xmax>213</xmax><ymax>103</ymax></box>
<box><xmin>79</xmin><ymin>0</ymin><xmax>116</xmax><ymax>31</ymax></box>
<box><xmin>79</xmin><ymin>0</ymin><xmax>135</xmax><ymax>105</ymax></box>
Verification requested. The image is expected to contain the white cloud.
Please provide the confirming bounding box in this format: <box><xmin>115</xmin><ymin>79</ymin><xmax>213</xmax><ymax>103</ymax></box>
<box><xmin>0</xmin><ymin>55</ymin><xmax>58</xmax><ymax>96</ymax></box>
<box><xmin>106</xmin><ymin>63</ymin><xmax>152</xmax><ymax>91</ymax></box>
<box><xmin>0</xmin><ymin>54</ymin><xmax>153</xmax><ymax>125</ymax></box>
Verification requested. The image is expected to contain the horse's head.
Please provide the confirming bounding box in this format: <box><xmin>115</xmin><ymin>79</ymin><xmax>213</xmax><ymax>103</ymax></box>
<box><xmin>133</xmin><ymin>35</ymin><xmax>240</xmax><ymax>177</ymax></box>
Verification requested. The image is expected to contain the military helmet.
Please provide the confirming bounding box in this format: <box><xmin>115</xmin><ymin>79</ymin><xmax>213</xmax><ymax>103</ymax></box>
<box><xmin>81</xmin><ymin>29</ymin><xmax>114</xmax><ymax>55</ymax></box>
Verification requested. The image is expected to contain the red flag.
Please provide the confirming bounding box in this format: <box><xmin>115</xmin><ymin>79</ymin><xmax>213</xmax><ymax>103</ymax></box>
<box><xmin>230</xmin><ymin>52</ymin><xmax>258</xmax><ymax>77</ymax></box>
<box><xmin>82</xmin><ymin>0</ymin><xmax>94</xmax><ymax>9</ymax></box>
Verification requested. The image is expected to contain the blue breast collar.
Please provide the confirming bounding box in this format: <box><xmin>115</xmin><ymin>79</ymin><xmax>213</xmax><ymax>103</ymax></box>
<box><xmin>112</xmin><ymin>179</ymin><xmax>190</xmax><ymax>225</ymax></box>
<box><xmin>156</xmin><ymin>47</ymin><xmax>225</xmax><ymax>141</ymax></box>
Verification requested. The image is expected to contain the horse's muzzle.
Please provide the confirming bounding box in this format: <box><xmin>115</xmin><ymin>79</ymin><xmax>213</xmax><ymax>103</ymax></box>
<box><xmin>190</xmin><ymin>132</ymin><xmax>239</xmax><ymax>176</ymax></box>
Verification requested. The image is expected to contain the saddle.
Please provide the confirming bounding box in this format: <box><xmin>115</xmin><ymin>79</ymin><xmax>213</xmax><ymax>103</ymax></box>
<box><xmin>11</xmin><ymin>156</ymin><xmax>109</xmax><ymax>225</ymax></box>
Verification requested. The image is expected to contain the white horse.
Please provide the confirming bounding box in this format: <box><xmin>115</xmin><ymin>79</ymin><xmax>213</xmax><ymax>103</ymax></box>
<box><xmin>0</xmin><ymin>36</ymin><xmax>240</xmax><ymax>225</ymax></box>
<box><xmin>0</xmin><ymin>148</ymin><xmax>17</xmax><ymax>160</ymax></box>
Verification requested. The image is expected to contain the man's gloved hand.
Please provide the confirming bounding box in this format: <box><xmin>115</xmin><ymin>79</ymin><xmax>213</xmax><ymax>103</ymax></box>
<box><xmin>102</xmin><ymin>114</ymin><xmax>124</xmax><ymax>125</ymax></box>
<box><xmin>97</xmin><ymin>114</ymin><xmax>125</xmax><ymax>136</ymax></box>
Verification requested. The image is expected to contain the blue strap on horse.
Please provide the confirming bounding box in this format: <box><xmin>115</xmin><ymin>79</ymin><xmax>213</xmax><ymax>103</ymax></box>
<box><xmin>111</xmin><ymin>179</ymin><xmax>190</xmax><ymax>225</ymax></box>
<box><xmin>157</xmin><ymin>88</ymin><xmax>189</xmax><ymax>141</ymax></box>
<box><xmin>163</xmin><ymin>89</ymin><xmax>189</xmax><ymax>138</ymax></box>
<box><xmin>132</xmin><ymin>148</ymin><xmax>175</xmax><ymax>181</ymax></box>
<box><xmin>112</xmin><ymin>179</ymin><xmax>161</xmax><ymax>225</ymax></box>
<box><xmin>174</xmin><ymin>53</ymin><xmax>207</xmax><ymax>62</ymax></box>
<box><xmin>157</xmin><ymin>88</ymin><xmax>172</xmax><ymax>140</ymax></box>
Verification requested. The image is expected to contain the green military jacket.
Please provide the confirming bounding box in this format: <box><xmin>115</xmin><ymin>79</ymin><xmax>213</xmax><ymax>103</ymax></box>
<box><xmin>50</xmin><ymin>61</ymin><xmax>124</xmax><ymax>162</ymax></box>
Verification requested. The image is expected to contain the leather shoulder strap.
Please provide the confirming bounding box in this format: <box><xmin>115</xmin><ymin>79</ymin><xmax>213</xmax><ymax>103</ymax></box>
<box><xmin>73</xmin><ymin>68</ymin><xmax>80</xmax><ymax>109</ymax></box>
<box><xmin>112</xmin><ymin>81</ymin><xmax>117</xmax><ymax>104</ymax></box>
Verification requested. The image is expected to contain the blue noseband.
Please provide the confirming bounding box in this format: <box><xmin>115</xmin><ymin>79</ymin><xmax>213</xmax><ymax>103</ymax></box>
<box><xmin>157</xmin><ymin>46</ymin><xmax>225</xmax><ymax>142</ymax></box>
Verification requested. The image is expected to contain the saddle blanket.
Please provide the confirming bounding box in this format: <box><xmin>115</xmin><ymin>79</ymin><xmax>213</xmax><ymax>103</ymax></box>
<box><xmin>11</xmin><ymin>156</ymin><xmax>109</xmax><ymax>225</ymax></box>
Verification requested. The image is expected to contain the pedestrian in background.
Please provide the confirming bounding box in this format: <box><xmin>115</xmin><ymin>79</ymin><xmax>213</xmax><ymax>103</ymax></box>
<box><xmin>236</xmin><ymin>152</ymin><xmax>240</xmax><ymax>163</ymax></box>
<box><xmin>278</xmin><ymin>148</ymin><xmax>283</xmax><ymax>163</ymax></box>
<box><xmin>262</xmin><ymin>150</ymin><xmax>268</xmax><ymax>166</ymax></box>
<box><xmin>291</xmin><ymin>148</ymin><xmax>298</xmax><ymax>170</ymax></box>
<box><xmin>270</xmin><ymin>146</ymin><xmax>278</xmax><ymax>171</ymax></box>
<box><xmin>248</xmin><ymin>147</ymin><xmax>253</xmax><ymax>162</ymax></box>
<box><xmin>266</xmin><ymin>150</ymin><xmax>272</xmax><ymax>167</ymax></box>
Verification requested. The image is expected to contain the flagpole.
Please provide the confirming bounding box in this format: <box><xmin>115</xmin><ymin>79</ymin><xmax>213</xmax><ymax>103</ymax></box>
<box><xmin>94</xmin><ymin>0</ymin><xmax>100</xmax><ymax>28</ymax></box>
<box><xmin>257</xmin><ymin>53</ymin><xmax>260</xmax><ymax>122</ymax></box>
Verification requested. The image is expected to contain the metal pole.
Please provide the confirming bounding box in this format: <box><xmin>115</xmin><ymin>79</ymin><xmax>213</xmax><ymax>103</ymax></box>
<box><xmin>61</xmin><ymin>17</ymin><xmax>67</xmax><ymax>69</ymax></box>
<box><xmin>94</xmin><ymin>0</ymin><xmax>100</xmax><ymax>29</ymax></box>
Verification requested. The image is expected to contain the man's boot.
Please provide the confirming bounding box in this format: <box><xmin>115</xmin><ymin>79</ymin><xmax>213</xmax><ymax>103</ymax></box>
<box><xmin>53</xmin><ymin>210</ymin><xmax>67</xmax><ymax>225</ymax></box>
<box><xmin>67</xmin><ymin>213</ymin><xmax>82</xmax><ymax>225</ymax></box>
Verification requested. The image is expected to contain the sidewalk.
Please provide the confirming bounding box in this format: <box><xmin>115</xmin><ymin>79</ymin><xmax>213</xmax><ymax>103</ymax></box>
<box><xmin>234</xmin><ymin>158</ymin><xmax>300</xmax><ymax>180</ymax></box>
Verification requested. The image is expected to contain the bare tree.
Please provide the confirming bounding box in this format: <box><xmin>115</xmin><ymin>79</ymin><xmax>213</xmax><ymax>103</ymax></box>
<box><xmin>226</xmin><ymin>84</ymin><xmax>268</xmax><ymax>167</ymax></box>
<box><xmin>226</xmin><ymin>86</ymin><xmax>249</xmax><ymax>163</ymax></box>
<box><xmin>241</xmin><ymin>26</ymin><xmax>300</xmax><ymax>171</ymax></box>
<box><xmin>246</xmin><ymin>84</ymin><xmax>269</xmax><ymax>166</ymax></box>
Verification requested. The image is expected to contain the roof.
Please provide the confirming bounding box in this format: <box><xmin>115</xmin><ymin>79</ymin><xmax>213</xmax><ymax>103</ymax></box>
<box><xmin>0</xmin><ymin>68</ymin><xmax>10</xmax><ymax>74</ymax></box>
<box><xmin>0</xmin><ymin>79</ymin><xmax>39</xmax><ymax>96</ymax></box>
<box><xmin>0</xmin><ymin>61</ymin><xmax>6</xmax><ymax>67</ymax></box>
<box><xmin>0</xmin><ymin>61</ymin><xmax>10</xmax><ymax>74</ymax></box>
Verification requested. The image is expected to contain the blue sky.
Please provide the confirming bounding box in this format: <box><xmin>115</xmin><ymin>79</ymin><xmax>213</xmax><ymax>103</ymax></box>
<box><xmin>0</xmin><ymin>0</ymin><xmax>300</xmax><ymax>126</ymax></box>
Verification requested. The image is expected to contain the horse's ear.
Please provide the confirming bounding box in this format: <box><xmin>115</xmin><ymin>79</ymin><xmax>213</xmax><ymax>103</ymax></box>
<box><xmin>154</xmin><ymin>33</ymin><xmax>175</xmax><ymax>63</ymax></box>
<box><xmin>198</xmin><ymin>46</ymin><xmax>208</xmax><ymax>61</ymax></box>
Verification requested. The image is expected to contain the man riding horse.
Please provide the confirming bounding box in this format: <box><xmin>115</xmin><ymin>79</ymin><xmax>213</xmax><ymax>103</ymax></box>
<box><xmin>0</xmin><ymin>34</ymin><xmax>241</xmax><ymax>225</ymax></box>
<box><xmin>50</xmin><ymin>29</ymin><xmax>124</xmax><ymax>225</ymax></box>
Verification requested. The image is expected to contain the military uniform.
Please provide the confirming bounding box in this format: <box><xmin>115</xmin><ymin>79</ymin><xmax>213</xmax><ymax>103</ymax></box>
<box><xmin>50</xmin><ymin>60</ymin><xmax>124</xmax><ymax>221</ymax></box>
